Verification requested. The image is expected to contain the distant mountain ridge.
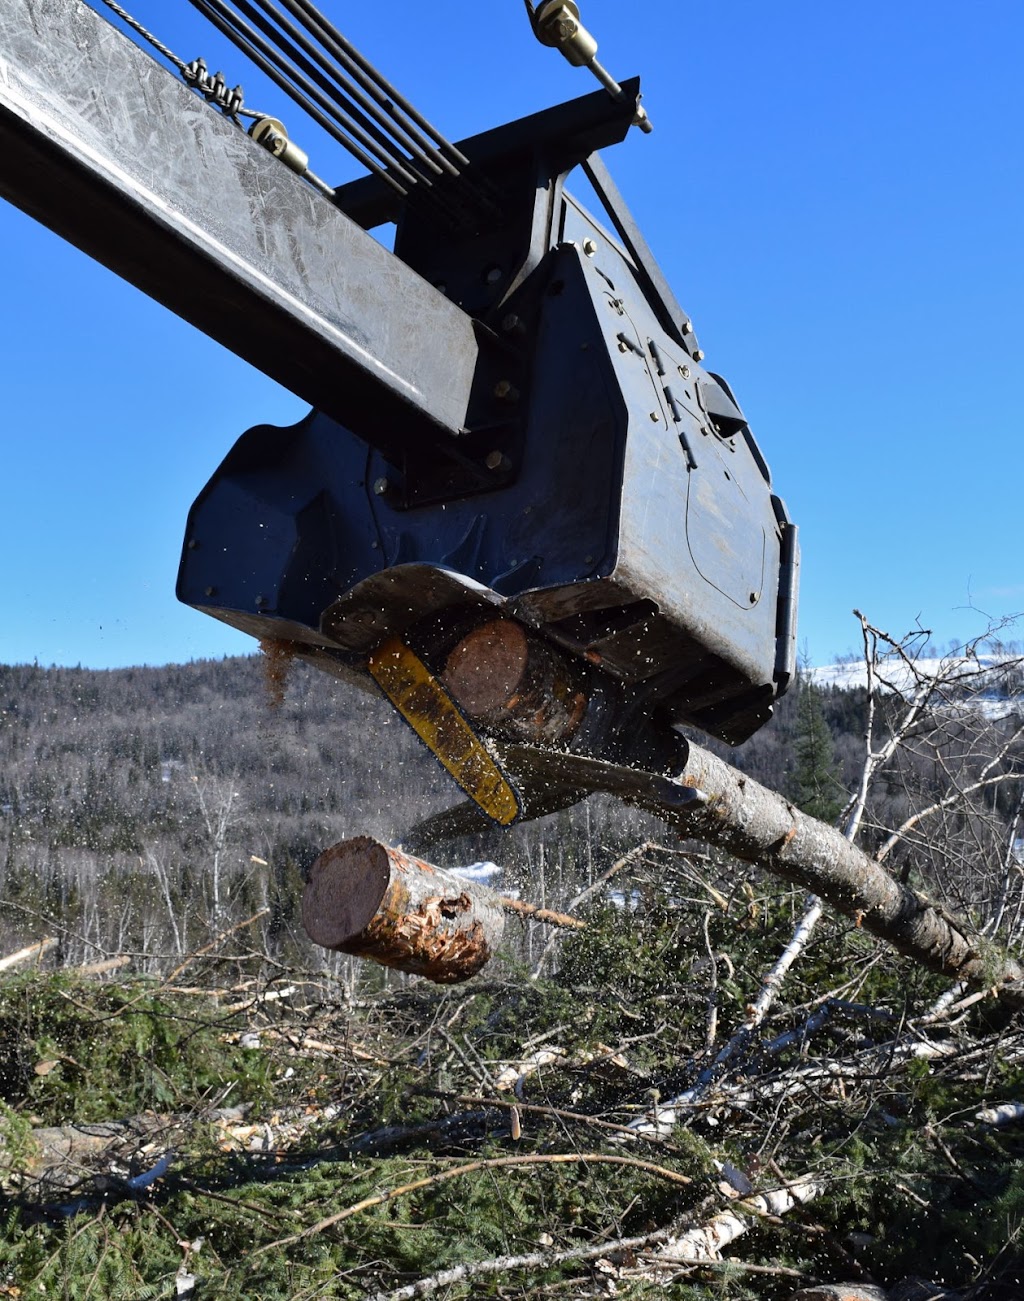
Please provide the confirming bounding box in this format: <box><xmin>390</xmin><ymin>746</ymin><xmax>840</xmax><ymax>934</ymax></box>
<box><xmin>808</xmin><ymin>652</ymin><xmax>1024</xmax><ymax>720</ymax></box>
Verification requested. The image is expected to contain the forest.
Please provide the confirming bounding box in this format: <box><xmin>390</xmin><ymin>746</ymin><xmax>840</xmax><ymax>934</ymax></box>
<box><xmin>0</xmin><ymin>622</ymin><xmax>1023</xmax><ymax>1299</ymax></box>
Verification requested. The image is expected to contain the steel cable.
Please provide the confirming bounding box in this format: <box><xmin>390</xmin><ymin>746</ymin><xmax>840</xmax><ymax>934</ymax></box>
<box><xmin>270</xmin><ymin>0</ymin><xmax>503</xmax><ymax>221</ymax></box>
<box><xmin>185</xmin><ymin>0</ymin><xmax>420</xmax><ymax>196</ymax></box>
<box><xmin>249</xmin><ymin>0</ymin><xmax>454</xmax><ymax>178</ymax></box>
<box><xmin>214</xmin><ymin>0</ymin><xmax>446</xmax><ymax>194</ymax></box>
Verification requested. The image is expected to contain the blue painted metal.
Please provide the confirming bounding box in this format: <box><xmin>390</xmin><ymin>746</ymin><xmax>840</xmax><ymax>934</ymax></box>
<box><xmin>179</xmin><ymin>95</ymin><xmax>799</xmax><ymax>765</ymax></box>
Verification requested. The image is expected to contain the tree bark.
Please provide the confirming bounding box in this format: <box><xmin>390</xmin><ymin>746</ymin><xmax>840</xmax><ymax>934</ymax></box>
<box><xmin>670</xmin><ymin>743</ymin><xmax>1021</xmax><ymax>988</ymax></box>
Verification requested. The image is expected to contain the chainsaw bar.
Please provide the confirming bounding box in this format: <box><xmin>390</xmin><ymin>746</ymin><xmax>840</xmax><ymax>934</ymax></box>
<box><xmin>405</xmin><ymin>740</ymin><xmax>705</xmax><ymax>845</ymax></box>
<box><xmin>367</xmin><ymin>635</ymin><xmax>522</xmax><ymax>827</ymax></box>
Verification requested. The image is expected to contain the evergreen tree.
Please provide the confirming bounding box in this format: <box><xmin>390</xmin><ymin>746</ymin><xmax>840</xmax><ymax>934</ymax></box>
<box><xmin>791</xmin><ymin>677</ymin><xmax>843</xmax><ymax>823</ymax></box>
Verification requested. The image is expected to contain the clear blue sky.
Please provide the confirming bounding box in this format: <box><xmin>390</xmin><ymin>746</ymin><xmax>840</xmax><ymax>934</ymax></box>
<box><xmin>2</xmin><ymin>0</ymin><xmax>1021</xmax><ymax>669</ymax></box>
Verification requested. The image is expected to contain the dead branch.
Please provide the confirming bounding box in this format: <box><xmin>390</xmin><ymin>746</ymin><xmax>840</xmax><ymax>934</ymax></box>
<box><xmin>163</xmin><ymin>908</ymin><xmax>271</xmax><ymax>985</ymax></box>
<box><xmin>0</xmin><ymin>937</ymin><xmax>57</xmax><ymax>973</ymax></box>
<box><xmin>647</xmin><ymin>1173</ymin><xmax>823</xmax><ymax>1265</ymax></box>
<box><xmin>499</xmin><ymin>898</ymin><xmax>586</xmax><ymax>930</ymax></box>
<box><xmin>876</xmin><ymin>769</ymin><xmax>1024</xmax><ymax>865</ymax></box>
<box><xmin>368</xmin><ymin>1227</ymin><xmax>674</xmax><ymax>1301</ymax></box>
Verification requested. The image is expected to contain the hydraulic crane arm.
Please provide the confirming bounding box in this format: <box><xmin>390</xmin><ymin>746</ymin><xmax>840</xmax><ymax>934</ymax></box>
<box><xmin>0</xmin><ymin>0</ymin><xmax>479</xmax><ymax>447</ymax></box>
<box><xmin>1</xmin><ymin>0</ymin><xmax>799</xmax><ymax>829</ymax></box>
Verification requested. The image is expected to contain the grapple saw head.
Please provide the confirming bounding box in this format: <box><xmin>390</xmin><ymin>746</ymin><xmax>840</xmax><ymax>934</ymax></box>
<box><xmin>178</xmin><ymin>73</ymin><xmax>798</xmax><ymax>828</ymax></box>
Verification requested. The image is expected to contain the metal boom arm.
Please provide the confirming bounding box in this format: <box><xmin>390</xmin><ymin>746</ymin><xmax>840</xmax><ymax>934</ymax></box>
<box><xmin>0</xmin><ymin>0</ymin><xmax>480</xmax><ymax>446</ymax></box>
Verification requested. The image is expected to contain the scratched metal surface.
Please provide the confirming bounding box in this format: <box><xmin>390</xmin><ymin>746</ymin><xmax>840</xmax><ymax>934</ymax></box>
<box><xmin>0</xmin><ymin>0</ymin><xmax>479</xmax><ymax>443</ymax></box>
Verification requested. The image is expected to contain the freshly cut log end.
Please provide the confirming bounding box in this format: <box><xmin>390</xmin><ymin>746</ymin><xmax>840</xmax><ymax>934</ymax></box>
<box><xmin>441</xmin><ymin>618</ymin><xmax>588</xmax><ymax>745</ymax></box>
<box><xmin>302</xmin><ymin>837</ymin><xmax>505</xmax><ymax>984</ymax></box>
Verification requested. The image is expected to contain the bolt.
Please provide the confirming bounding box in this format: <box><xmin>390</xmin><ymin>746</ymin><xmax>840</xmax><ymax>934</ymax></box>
<box><xmin>682</xmin><ymin>319</ymin><xmax>693</xmax><ymax>335</ymax></box>
<box><xmin>749</xmin><ymin>592</ymin><xmax>759</xmax><ymax>604</ymax></box>
<box><xmin>484</xmin><ymin>265</ymin><xmax>503</xmax><ymax>285</ymax></box>
<box><xmin>502</xmin><ymin>312</ymin><xmax>526</xmax><ymax>336</ymax></box>
<box><xmin>494</xmin><ymin>379</ymin><xmax>520</xmax><ymax>403</ymax></box>
<box><xmin>255</xmin><ymin>594</ymin><xmax>267</xmax><ymax>607</ymax></box>
<box><xmin>582</xmin><ymin>237</ymin><xmax>598</xmax><ymax>257</ymax></box>
<box><xmin>618</xmin><ymin>341</ymin><xmax>628</xmax><ymax>352</ymax></box>
<box><xmin>485</xmin><ymin>450</ymin><xmax>510</xmax><ymax>472</ymax></box>
<box><xmin>187</xmin><ymin>538</ymin><xmax>198</xmax><ymax>550</ymax></box>
<box><xmin>204</xmin><ymin>586</ymin><xmax>215</xmax><ymax>598</ymax></box>
<box><xmin>373</xmin><ymin>476</ymin><xmax>390</xmax><ymax>496</ymax></box>
<box><xmin>649</xmin><ymin>411</ymin><xmax>660</xmax><ymax>422</ymax></box>
<box><xmin>694</xmin><ymin>349</ymin><xmax>705</xmax><ymax>362</ymax></box>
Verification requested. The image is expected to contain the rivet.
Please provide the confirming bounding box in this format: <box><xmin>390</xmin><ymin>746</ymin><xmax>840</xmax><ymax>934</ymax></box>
<box><xmin>485</xmin><ymin>450</ymin><xmax>509</xmax><ymax>472</ymax></box>
<box><xmin>373</xmin><ymin>477</ymin><xmax>389</xmax><ymax>496</ymax></box>
<box><xmin>679</xmin><ymin>364</ymin><xmax>690</xmax><ymax>379</ymax></box>
<box><xmin>494</xmin><ymin>379</ymin><xmax>520</xmax><ymax>403</ymax></box>
<box><xmin>204</xmin><ymin>586</ymin><xmax>215</xmax><ymax>598</ymax></box>
<box><xmin>187</xmin><ymin>538</ymin><xmax>198</xmax><ymax>550</ymax></box>
<box><xmin>484</xmin><ymin>265</ymin><xmax>503</xmax><ymax>284</ymax></box>
<box><xmin>255</xmin><ymin>594</ymin><xmax>267</xmax><ymax>607</ymax></box>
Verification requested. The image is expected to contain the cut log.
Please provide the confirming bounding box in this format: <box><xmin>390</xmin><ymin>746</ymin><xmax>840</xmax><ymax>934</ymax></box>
<box><xmin>441</xmin><ymin>619</ymin><xmax>588</xmax><ymax>745</ymax></box>
<box><xmin>302</xmin><ymin>838</ymin><xmax>505</xmax><ymax>984</ymax></box>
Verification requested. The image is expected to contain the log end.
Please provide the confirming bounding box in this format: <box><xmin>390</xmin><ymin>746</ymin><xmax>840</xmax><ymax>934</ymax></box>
<box><xmin>442</xmin><ymin>619</ymin><xmax>529</xmax><ymax>717</ymax></box>
<box><xmin>302</xmin><ymin>837</ymin><xmax>391</xmax><ymax>951</ymax></box>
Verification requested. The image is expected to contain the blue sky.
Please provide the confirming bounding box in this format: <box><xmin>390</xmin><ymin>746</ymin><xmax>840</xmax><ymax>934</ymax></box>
<box><xmin>2</xmin><ymin>0</ymin><xmax>1021</xmax><ymax>669</ymax></box>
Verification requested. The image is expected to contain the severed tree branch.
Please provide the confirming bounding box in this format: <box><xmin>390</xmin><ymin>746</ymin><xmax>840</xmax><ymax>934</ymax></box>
<box><xmin>368</xmin><ymin>1227</ymin><xmax>674</xmax><ymax>1301</ymax></box>
<box><xmin>637</xmin><ymin>740</ymin><xmax>1024</xmax><ymax>997</ymax></box>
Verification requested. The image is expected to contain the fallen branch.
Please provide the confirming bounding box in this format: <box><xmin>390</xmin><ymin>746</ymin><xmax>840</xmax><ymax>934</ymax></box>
<box><xmin>648</xmin><ymin>1174</ymin><xmax>823</xmax><ymax>1265</ymax></box>
<box><xmin>369</xmin><ymin>1227</ymin><xmax>674</xmax><ymax>1301</ymax></box>
<box><xmin>76</xmin><ymin>955</ymin><xmax>131</xmax><ymax>977</ymax></box>
<box><xmin>164</xmin><ymin>909</ymin><xmax>271</xmax><ymax>986</ymax></box>
<box><xmin>0</xmin><ymin>937</ymin><xmax>57</xmax><ymax>974</ymax></box>
<box><xmin>499</xmin><ymin>898</ymin><xmax>586</xmax><ymax>930</ymax></box>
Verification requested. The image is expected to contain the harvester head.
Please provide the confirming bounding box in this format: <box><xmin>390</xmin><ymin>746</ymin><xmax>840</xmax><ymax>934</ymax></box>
<box><xmin>178</xmin><ymin>67</ymin><xmax>798</xmax><ymax>829</ymax></box>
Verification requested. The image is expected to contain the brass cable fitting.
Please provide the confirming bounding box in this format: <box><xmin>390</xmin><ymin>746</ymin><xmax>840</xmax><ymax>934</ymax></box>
<box><xmin>533</xmin><ymin>2</ymin><xmax>652</xmax><ymax>133</ymax></box>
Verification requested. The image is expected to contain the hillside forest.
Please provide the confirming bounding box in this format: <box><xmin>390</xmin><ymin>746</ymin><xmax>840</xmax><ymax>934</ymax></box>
<box><xmin>0</xmin><ymin>620</ymin><xmax>1023</xmax><ymax>1299</ymax></box>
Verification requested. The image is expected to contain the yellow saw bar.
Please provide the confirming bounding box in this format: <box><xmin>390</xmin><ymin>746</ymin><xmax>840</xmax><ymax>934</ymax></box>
<box><xmin>367</xmin><ymin>635</ymin><xmax>522</xmax><ymax>827</ymax></box>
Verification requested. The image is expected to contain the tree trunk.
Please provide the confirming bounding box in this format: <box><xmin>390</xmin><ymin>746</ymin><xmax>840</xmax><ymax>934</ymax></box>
<box><xmin>491</xmin><ymin>741</ymin><xmax>1024</xmax><ymax>999</ymax></box>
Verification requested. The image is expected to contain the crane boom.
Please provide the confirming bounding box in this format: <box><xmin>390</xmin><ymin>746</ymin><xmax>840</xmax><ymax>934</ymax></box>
<box><xmin>0</xmin><ymin>0</ymin><xmax>479</xmax><ymax>447</ymax></box>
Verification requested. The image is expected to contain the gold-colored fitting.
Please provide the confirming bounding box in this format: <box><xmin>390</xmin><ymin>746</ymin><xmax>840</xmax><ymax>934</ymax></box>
<box><xmin>536</xmin><ymin>1</ymin><xmax>599</xmax><ymax>68</ymax></box>
<box><xmin>249</xmin><ymin>117</ymin><xmax>310</xmax><ymax>178</ymax></box>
